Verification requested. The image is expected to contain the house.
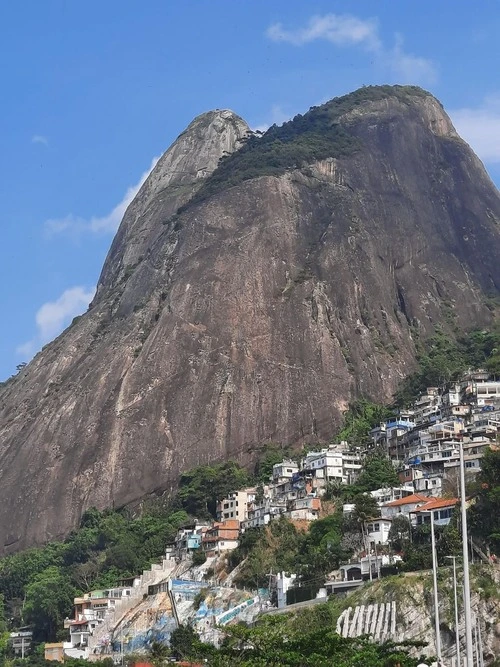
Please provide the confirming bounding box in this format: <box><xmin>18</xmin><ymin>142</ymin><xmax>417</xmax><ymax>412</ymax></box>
<box><xmin>364</xmin><ymin>518</ymin><xmax>392</xmax><ymax>546</ymax></box>
<box><xmin>412</xmin><ymin>497</ymin><xmax>459</xmax><ymax>527</ymax></box>
<box><xmin>301</xmin><ymin>445</ymin><xmax>362</xmax><ymax>487</ymax></box>
<box><xmin>174</xmin><ymin>523</ymin><xmax>210</xmax><ymax>559</ymax></box>
<box><xmin>269</xmin><ymin>571</ymin><xmax>297</xmax><ymax>609</ymax></box>
<box><xmin>286</xmin><ymin>495</ymin><xmax>321</xmax><ymax>521</ymax></box>
<box><xmin>202</xmin><ymin>519</ymin><xmax>240</xmax><ymax>555</ymax></box>
<box><xmin>242</xmin><ymin>498</ymin><xmax>287</xmax><ymax>530</ymax></box>
<box><xmin>217</xmin><ymin>489</ymin><xmax>255</xmax><ymax>523</ymax></box>
<box><xmin>381</xmin><ymin>493</ymin><xmax>429</xmax><ymax>523</ymax></box>
<box><xmin>44</xmin><ymin>643</ymin><xmax>65</xmax><ymax>662</ymax></box>
<box><xmin>370</xmin><ymin>485</ymin><xmax>414</xmax><ymax>505</ymax></box>
<box><xmin>338</xmin><ymin>554</ymin><xmax>396</xmax><ymax>582</ymax></box>
<box><xmin>413</xmin><ymin>473</ymin><xmax>443</xmax><ymax>497</ymax></box>
<box><xmin>272</xmin><ymin>460</ymin><xmax>299</xmax><ymax>483</ymax></box>
<box><xmin>9</xmin><ymin>628</ymin><xmax>32</xmax><ymax>657</ymax></box>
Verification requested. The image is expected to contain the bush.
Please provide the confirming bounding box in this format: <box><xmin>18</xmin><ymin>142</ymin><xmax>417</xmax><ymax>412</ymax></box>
<box><xmin>191</xmin><ymin>549</ymin><xmax>207</xmax><ymax>567</ymax></box>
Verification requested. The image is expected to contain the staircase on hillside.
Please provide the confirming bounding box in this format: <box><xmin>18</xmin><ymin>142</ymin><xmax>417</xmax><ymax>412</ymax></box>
<box><xmin>336</xmin><ymin>602</ymin><xmax>397</xmax><ymax>642</ymax></box>
<box><xmin>87</xmin><ymin>553</ymin><xmax>179</xmax><ymax>656</ymax></box>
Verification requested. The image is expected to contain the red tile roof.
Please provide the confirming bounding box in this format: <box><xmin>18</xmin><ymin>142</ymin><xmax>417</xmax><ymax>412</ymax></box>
<box><xmin>413</xmin><ymin>497</ymin><xmax>459</xmax><ymax>513</ymax></box>
<box><xmin>383</xmin><ymin>493</ymin><xmax>429</xmax><ymax>507</ymax></box>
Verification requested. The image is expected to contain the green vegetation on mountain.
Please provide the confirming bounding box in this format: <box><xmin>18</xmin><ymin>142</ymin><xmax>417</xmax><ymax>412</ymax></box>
<box><xmin>1</xmin><ymin>327</ymin><xmax>499</xmax><ymax>646</ymax></box>
<box><xmin>470</xmin><ymin>447</ymin><xmax>500</xmax><ymax>552</ymax></box>
<box><xmin>230</xmin><ymin>512</ymin><xmax>354</xmax><ymax>593</ymax></box>
<box><xmin>338</xmin><ymin>400</ymin><xmax>394</xmax><ymax>446</ymax></box>
<box><xmin>182</xmin><ymin>85</ymin><xmax>430</xmax><ymax>209</ymax></box>
<box><xmin>0</xmin><ymin>460</ymin><xmax>252</xmax><ymax>642</ymax></box>
<box><xmin>395</xmin><ymin>328</ymin><xmax>500</xmax><ymax>406</ymax></box>
<box><xmin>176</xmin><ymin>461</ymin><xmax>251</xmax><ymax>519</ymax></box>
<box><xmin>160</xmin><ymin>614</ymin><xmax>427</xmax><ymax>667</ymax></box>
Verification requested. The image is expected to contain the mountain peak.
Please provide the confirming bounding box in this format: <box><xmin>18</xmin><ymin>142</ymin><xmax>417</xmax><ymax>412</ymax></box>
<box><xmin>0</xmin><ymin>87</ymin><xmax>499</xmax><ymax>553</ymax></box>
<box><xmin>95</xmin><ymin>107</ymin><xmax>250</xmax><ymax>296</ymax></box>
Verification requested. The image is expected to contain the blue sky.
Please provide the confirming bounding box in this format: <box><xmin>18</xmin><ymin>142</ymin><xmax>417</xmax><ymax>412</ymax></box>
<box><xmin>1</xmin><ymin>1</ymin><xmax>500</xmax><ymax>380</ymax></box>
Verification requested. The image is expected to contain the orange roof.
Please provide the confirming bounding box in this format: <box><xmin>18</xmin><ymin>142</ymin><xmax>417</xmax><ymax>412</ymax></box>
<box><xmin>383</xmin><ymin>493</ymin><xmax>429</xmax><ymax>507</ymax></box>
<box><xmin>413</xmin><ymin>497</ymin><xmax>459</xmax><ymax>513</ymax></box>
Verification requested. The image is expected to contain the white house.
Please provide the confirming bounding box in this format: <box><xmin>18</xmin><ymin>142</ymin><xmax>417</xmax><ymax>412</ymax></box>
<box><xmin>364</xmin><ymin>518</ymin><xmax>392</xmax><ymax>546</ymax></box>
<box><xmin>381</xmin><ymin>493</ymin><xmax>429</xmax><ymax>523</ymax></box>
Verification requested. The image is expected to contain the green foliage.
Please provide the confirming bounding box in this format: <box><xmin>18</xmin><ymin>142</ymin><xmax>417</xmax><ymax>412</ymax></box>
<box><xmin>23</xmin><ymin>566</ymin><xmax>77</xmax><ymax>641</ymax></box>
<box><xmin>191</xmin><ymin>549</ymin><xmax>207</xmax><ymax>566</ymax></box>
<box><xmin>148</xmin><ymin>639</ymin><xmax>170</xmax><ymax>666</ymax></box>
<box><xmin>235</xmin><ymin>513</ymin><xmax>353</xmax><ymax>590</ymax></box>
<box><xmin>176</xmin><ymin>460</ymin><xmax>251</xmax><ymax>519</ymax></box>
<box><xmin>254</xmin><ymin>444</ymin><xmax>292</xmax><ymax>483</ymax></box>
<box><xmin>168</xmin><ymin>624</ymin><xmax>210</xmax><ymax>662</ymax></box>
<box><xmin>338</xmin><ymin>400</ymin><xmax>394</xmax><ymax>446</ymax></box>
<box><xmin>182</xmin><ymin>86</ymin><xmax>429</xmax><ymax>211</ymax></box>
<box><xmin>400</xmin><ymin>518</ymin><xmax>461</xmax><ymax>571</ymax></box>
<box><xmin>0</xmin><ymin>506</ymin><xmax>190</xmax><ymax>640</ymax></box>
<box><xmin>0</xmin><ymin>460</ymin><xmax>251</xmax><ymax>640</ymax></box>
<box><xmin>469</xmin><ymin>447</ymin><xmax>500</xmax><ymax>553</ymax></box>
<box><xmin>352</xmin><ymin>453</ymin><xmax>399</xmax><ymax>494</ymax></box>
<box><xmin>388</xmin><ymin>515</ymin><xmax>411</xmax><ymax>552</ymax></box>
<box><xmin>210</xmin><ymin>612</ymin><xmax>427</xmax><ymax>666</ymax></box>
<box><xmin>395</xmin><ymin>329</ymin><xmax>500</xmax><ymax>405</ymax></box>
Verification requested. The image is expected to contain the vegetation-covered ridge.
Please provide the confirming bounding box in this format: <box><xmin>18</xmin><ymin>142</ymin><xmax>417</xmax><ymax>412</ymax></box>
<box><xmin>395</xmin><ymin>327</ymin><xmax>500</xmax><ymax>406</ymax></box>
<box><xmin>180</xmin><ymin>85</ymin><xmax>431</xmax><ymax>210</ymax></box>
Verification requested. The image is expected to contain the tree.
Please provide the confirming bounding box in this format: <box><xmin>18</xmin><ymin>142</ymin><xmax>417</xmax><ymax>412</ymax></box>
<box><xmin>211</xmin><ymin>613</ymin><xmax>427</xmax><ymax>666</ymax></box>
<box><xmin>469</xmin><ymin>447</ymin><xmax>500</xmax><ymax>553</ymax></box>
<box><xmin>23</xmin><ymin>567</ymin><xmax>76</xmax><ymax>641</ymax></box>
<box><xmin>0</xmin><ymin>594</ymin><xmax>9</xmax><ymax>662</ymax></box>
<box><xmin>148</xmin><ymin>640</ymin><xmax>170</xmax><ymax>667</ymax></box>
<box><xmin>177</xmin><ymin>461</ymin><xmax>251</xmax><ymax>519</ymax></box>
<box><xmin>169</xmin><ymin>624</ymin><xmax>206</xmax><ymax>661</ymax></box>
<box><xmin>338</xmin><ymin>400</ymin><xmax>394</xmax><ymax>446</ymax></box>
<box><xmin>355</xmin><ymin>453</ymin><xmax>399</xmax><ymax>493</ymax></box>
<box><xmin>388</xmin><ymin>515</ymin><xmax>410</xmax><ymax>553</ymax></box>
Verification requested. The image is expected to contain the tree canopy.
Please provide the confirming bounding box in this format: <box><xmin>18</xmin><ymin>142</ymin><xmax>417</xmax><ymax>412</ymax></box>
<box><xmin>469</xmin><ymin>447</ymin><xmax>500</xmax><ymax>553</ymax></box>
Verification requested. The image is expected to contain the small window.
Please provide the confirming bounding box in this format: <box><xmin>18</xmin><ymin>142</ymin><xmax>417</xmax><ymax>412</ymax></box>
<box><xmin>374</xmin><ymin>523</ymin><xmax>380</xmax><ymax>531</ymax></box>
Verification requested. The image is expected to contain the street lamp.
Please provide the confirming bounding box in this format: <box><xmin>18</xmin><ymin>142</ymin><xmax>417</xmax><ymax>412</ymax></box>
<box><xmin>430</xmin><ymin>511</ymin><xmax>442</xmax><ymax>663</ymax></box>
<box><xmin>459</xmin><ymin>441</ymin><xmax>474</xmax><ymax>666</ymax></box>
<box><xmin>445</xmin><ymin>555</ymin><xmax>460</xmax><ymax>667</ymax></box>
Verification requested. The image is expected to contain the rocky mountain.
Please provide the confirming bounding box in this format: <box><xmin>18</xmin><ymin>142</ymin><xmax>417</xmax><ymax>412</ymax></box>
<box><xmin>1</xmin><ymin>85</ymin><xmax>499</xmax><ymax>552</ymax></box>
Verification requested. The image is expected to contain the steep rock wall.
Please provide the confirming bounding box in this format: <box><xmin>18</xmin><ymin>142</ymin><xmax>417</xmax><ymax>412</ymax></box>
<box><xmin>0</xmin><ymin>87</ymin><xmax>499</xmax><ymax>551</ymax></box>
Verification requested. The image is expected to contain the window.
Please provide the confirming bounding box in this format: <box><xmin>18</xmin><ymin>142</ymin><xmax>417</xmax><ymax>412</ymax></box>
<box><xmin>374</xmin><ymin>523</ymin><xmax>380</xmax><ymax>531</ymax></box>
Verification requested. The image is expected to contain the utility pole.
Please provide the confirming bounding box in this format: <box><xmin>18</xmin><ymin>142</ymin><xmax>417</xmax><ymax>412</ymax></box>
<box><xmin>459</xmin><ymin>441</ymin><xmax>474</xmax><ymax>667</ymax></box>
<box><xmin>477</xmin><ymin>615</ymin><xmax>484</xmax><ymax>667</ymax></box>
<box><xmin>430</xmin><ymin>511</ymin><xmax>442</xmax><ymax>663</ymax></box>
<box><xmin>446</xmin><ymin>555</ymin><xmax>460</xmax><ymax>667</ymax></box>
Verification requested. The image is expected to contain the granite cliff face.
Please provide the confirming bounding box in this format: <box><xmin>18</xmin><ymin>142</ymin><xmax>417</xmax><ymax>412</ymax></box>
<box><xmin>1</xmin><ymin>86</ymin><xmax>499</xmax><ymax>551</ymax></box>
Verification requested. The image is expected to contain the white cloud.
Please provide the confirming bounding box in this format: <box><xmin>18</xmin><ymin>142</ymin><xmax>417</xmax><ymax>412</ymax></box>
<box><xmin>32</xmin><ymin>135</ymin><xmax>49</xmax><ymax>146</ymax></box>
<box><xmin>388</xmin><ymin>35</ymin><xmax>437</xmax><ymax>85</ymax></box>
<box><xmin>450</xmin><ymin>96</ymin><xmax>500</xmax><ymax>163</ymax></box>
<box><xmin>45</xmin><ymin>156</ymin><xmax>159</xmax><ymax>236</ymax></box>
<box><xmin>266</xmin><ymin>13</ymin><xmax>436</xmax><ymax>85</ymax></box>
<box><xmin>267</xmin><ymin>14</ymin><xmax>381</xmax><ymax>50</ymax></box>
<box><xmin>253</xmin><ymin>104</ymin><xmax>293</xmax><ymax>132</ymax></box>
<box><xmin>16</xmin><ymin>286</ymin><xmax>96</xmax><ymax>360</ymax></box>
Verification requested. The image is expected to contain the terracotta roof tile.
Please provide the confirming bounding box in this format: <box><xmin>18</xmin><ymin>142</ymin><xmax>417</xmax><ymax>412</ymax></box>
<box><xmin>413</xmin><ymin>497</ymin><xmax>459</xmax><ymax>513</ymax></box>
<box><xmin>383</xmin><ymin>493</ymin><xmax>429</xmax><ymax>507</ymax></box>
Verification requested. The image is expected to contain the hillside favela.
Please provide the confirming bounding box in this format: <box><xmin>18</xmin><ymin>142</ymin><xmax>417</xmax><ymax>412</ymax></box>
<box><xmin>1</xmin><ymin>4</ymin><xmax>500</xmax><ymax>667</ymax></box>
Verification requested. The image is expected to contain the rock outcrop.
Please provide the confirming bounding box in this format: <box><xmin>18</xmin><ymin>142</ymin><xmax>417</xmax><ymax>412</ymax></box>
<box><xmin>0</xmin><ymin>85</ymin><xmax>499</xmax><ymax>551</ymax></box>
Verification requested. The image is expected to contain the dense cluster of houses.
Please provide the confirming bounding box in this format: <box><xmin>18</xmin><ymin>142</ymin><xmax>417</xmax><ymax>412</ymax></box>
<box><xmin>50</xmin><ymin>369</ymin><xmax>499</xmax><ymax>660</ymax></box>
<box><xmin>168</xmin><ymin>441</ymin><xmax>364</xmax><ymax>560</ymax></box>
